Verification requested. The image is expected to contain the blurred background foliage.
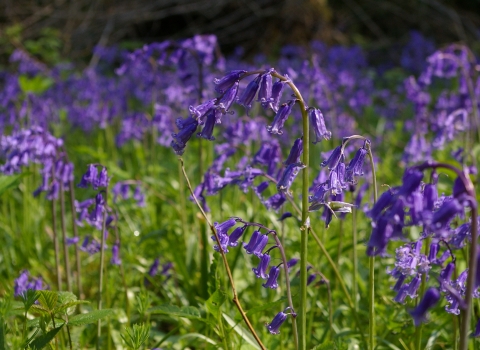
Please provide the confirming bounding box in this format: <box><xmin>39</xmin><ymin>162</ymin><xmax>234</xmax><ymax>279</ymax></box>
<box><xmin>0</xmin><ymin>0</ymin><xmax>479</xmax><ymax>68</ymax></box>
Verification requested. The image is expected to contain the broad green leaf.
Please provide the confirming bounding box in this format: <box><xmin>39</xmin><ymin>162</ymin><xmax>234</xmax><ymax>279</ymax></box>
<box><xmin>37</xmin><ymin>291</ymin><xmax>58</xmax><ymax>312</ymax></box>
<box><xmin>0</xmin><ymin>317</ymin><xmax>4</xmax><ymax>350</ymax></box>
<box><xmin>30</xmin><ymin>304</ymin><xmax>49</xmax><ymax>315</ymax></box>
<box><xmin>27</xmin><ymin>318</ymin><xmax>65</xmax><ymax>329</ymax></box>
<box><xmin>0</xmin><ymin>174</ymin><xmax>28</xmax><ymax>196</ymax></box>
<box><xmin>68</xmin><ymin>309</ymin><xmax>114</xmax><ymax>326</ymax></box>
<box><xmin>205</xmin><ymin>290</ymin><xmax>226</xmax><ymax>319</ymax></box>
<box><xmin>29</xmin><ymin>325</ymin><xmax>64</xmax><ymax>350</ymax></box>
<box><xmin>54</xmin><ymin>300</ymin><xmax>89</xmax><ymax>315</ymax></box>
<box><xmin>222</xmin><ymin>313</ymin><xmax>261</xmax><ymax>350</ymax></box>
<box><xmin>177</xmin><ymin>333</ymin><xmax>217</xmax><ymax>345</ymax></box>
<box><xmin>148</xmin><ymin>304</ymin><xmax>200</xmax><ymax>319</ymax></box>
<box><xmin>245</xmin><ymin>297</ymin><xmax>288</xmax><ymax>315</ymax></box>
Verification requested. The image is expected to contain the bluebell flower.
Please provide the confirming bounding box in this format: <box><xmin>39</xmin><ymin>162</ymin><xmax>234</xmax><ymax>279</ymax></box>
<box><xmin>243</xmin><ymin>230</ymin><xmax>260</xmax><ymax>253</ymax></box>
<box><xmin>320</xmin><ymin>146</ymin><xmax>343</xmax><ymax>170</ymax></box>
<box><xmin>78</xmin><ymin>164</ymin><xmax>98</xmax><ymax>188</ymax></box>
<box><xmin>284</xmin><ymin>138</ymin><xmax>303</xmax><ymax>166</ymax></box>
<box><xmin>264</xmin><ymin>193</ymin><xmax>287</xmax><ymax>211</ymax></box>
<box><xmin>189</xmin><ymin>99</ymin><xmax>215</xmax><ymax>120</ymax></box>
<box><xmin>214</xmin><ymin>70</ymin><xmax>246</xmax><ymax>93</ymax></box>
<box><xmin>399</xmin><ymin>168</ymin><xmax>424</xmax><ymax>197</ymax></box>
<box><xmin>345</xmin><ymin>147</ymin><xmax>367</xmax><ymax>183</ymax></box>
<box><xmin>277</xmin><ymin>162</ymin><xmax>305</xmax><ymax>195</ymax></box>
<box><xmin>258</xmin><ymin>70</ymin><xmax>273</xmax><ymax>109</ymax></box>
<box><xmin>253</xmin><ymin>254</ymin><xmax>271</xmax><ymax>279</ymax></box>
<box><xmin>472</xmin><ymin>318</ymin><xmax>480</xmax><ymax>338</ymax></box>
<box><xmin>287</xmin><ymin>258</ymin><xmax>299</xmax><ymax>269</ymax></box>
<box><xmin>111</xmin><ymin>241</ymin><xmax>121</xmax><ymax>265</ymax></box>
<box><xmin>237</xmin><ymin>75</ymin><xmax>261</xmax><ymax>114</ymax></box>
<box><xmin>430</xmin><ymin>198</ymin><xmax>463</xmax><ymax>233</ymax></box>
<box><xmin>278</xmin><ymin>212</ymin><xmax>293</xmax><ymax>221</ymax></box>
<box><xmin>266</xmin><ymin>99</ymin><xmax>296</xmax><ymax>135</ymax></box>
<box><xmin>217</xmin><ymin>82</ymin><xmax>239</xmax><ymax>115</ymax></box>
<box><xmin>263</xmin><ymin>266</ymin><xmax>280</xmax><ymax>289</ymax></box>
<box><xmin>266</xmin><ymin>310</ymin><xmax>288</xmax><ymax>334</ymax></box>
<box><xmin>228</xmin><ymin>225</ymin><xmax>247</xmax><ymax>247</ymax></box>
<box><xmin>197</xmin><ymin>109</ymin><xmax>216</xmax><ymax>141</ymax></box>
<box><xmin>307</xmin><ymin>273</ymin><xmax>317</xmax><ymax>286</ymax></box>
<box><xmin>409</xmin><ymin>288</ymin><xmax>440</xmax><ymax>326</ymax></box>
<box><xmin>250</xmin><ymin>234</ymin><xmax>269</xmax><ymax>257</ymax></box>
<box><xmin>308</xmin><ymin>108</ymin><xmax>331</xmax><ymax>143</ymax></box>
<box><xmin>171</xmin><ymin>116</ymin><xmax>199</xmax><ymax>155</ymax></box>
<box><xmin>269</xmin><ymin>79</ymin><xmax>287</xmax><ymax>112</ymax></box>
<box><xmin>367</xmin><ymin>216</ymin><xmax>393</xmax><ymax>257</ymax></box>
<box><xmin>14</xmin><ymin>270</ymin><xmax>45</xmax><ymax>297</ymax></box>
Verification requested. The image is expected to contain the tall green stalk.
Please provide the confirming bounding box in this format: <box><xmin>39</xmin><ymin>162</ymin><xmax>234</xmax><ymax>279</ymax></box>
<box><xmin>97</xmin><ymin>187</ymin><xmax>109</xmax><ymax>350</ymax></box>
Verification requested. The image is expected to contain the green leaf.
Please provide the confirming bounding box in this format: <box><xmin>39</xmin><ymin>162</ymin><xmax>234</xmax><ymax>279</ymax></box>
<box><xmin>0</xmin><ymin>174</ymin><xmax>29</xmax><ymax>196</ymax></box>
<box><xmin>68</xmin><ymin>309</ymin><xmax>114</xmax><ymax>326</ymax></box>
<box><xmin>21</xmin><ymin>290</ymin><xmax>40</xmax><ymax>312</ymax></box>
<box><xmin>245</xmin><ymin>297</ymin><xmax>289</xmax><ymax>315</ymax></box>
<box><xmin>0</xmin><ymin>316</ymin><xmax>5</xmax><ymax>350</ymax></box>
<box><xmin>54</xmin><ymin>300</ymin><xmax>89</xmax><ymax>315</ymax></box>
<box><xmin>148</xmin><ymin>304</ymin><xmax>201</xmax><ymax>319</ymax></box>
<box><xmin>177</xmin><ymin>333</ymin><xmax>217</xmax><ymax>346</ymax></box>
<box><xmin>205</xmin><ymin>290</ymin><xmax>226</xmax><ymax>319</ymax></box>
<box><xmin>37</xmin><ymin>291</ymin><xmax>58</xmax><ymax>313</ymax></box>
<box><xmin>222</xmin><ymin>313</ymin><xmax>261</xmax><ymax>350</ymax></box>
<box><xmin>29</xmin><ymin>325</ymin><xmax>64</xmax><ymax>350</ymax></box>
<box><xmin>27</xmin><ymin>318</ymin><xmax>65</xmax><ymax>329</ymax></box>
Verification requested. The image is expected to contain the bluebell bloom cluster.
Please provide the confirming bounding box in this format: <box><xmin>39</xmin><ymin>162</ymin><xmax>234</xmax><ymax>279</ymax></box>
<box><xmin>14</xmin><ymin>270</ymin><xmax>46</xmax><ymax>297</ymax></box>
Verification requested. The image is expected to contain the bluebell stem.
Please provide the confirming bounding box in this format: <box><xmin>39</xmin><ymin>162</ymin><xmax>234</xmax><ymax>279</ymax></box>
<box><xmin>237</xmin><ymin>75</ymin><xmax>261</xmax><ymax>114</ymax></box>
<box><xmin>253</xmin><ymin>254</ymin><xmax>271</xmax><ymax>279</ymax></box>
<box><xmin>284</xmin><ymin>138</ymin><xmax>303</xmax><ymax>166</ymax></box>
<box><xmin>266</xmin><ymin>99</ymin><xmax>296</xmax><ymax>135</ymax></box>
<box><xmin>409</xmin><ymin>288</ymin><xmax>441</xmax><ymax>326</ymax></box>
<box><xmin>214</xmin><ymin>70</ymin><xmax>246</xmax><ymax>93</ymax></box>
<box><xmin>263</xmin><ymin>265</ymin><xmax>280</xmax><ymax>289</ymax></box>
<box><xmin>308</xmin><ymin>108</ymin><xmax>331</xmax><ymax>143</ymax></box>
<box><xmin>266</xmin><ymin>309</ymin><xmax>289</xmax><ymax>334</ymax></box>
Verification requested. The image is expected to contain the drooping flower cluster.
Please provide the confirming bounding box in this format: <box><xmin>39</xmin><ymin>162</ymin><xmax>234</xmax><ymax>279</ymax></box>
<box><xmin>210</xmin><ymin>217</ymin><xmax>304</xmax><ymax>334</ymax></box>
<box><xmin>369</xmin><ymin>163</ymin><xmax>478</xmax><ymax>326</ymax></box>
<box><xmin>14</xmin><ymin>270</ymin><xmax>46</xmax><ymax>297</ymax></box>
<box><xmin>0</xmin><ymin>126</ymin><xmax>73</xmax><ymax>200</ymax></box>
<box><xmin>112</xmin><ymin>181</ymin><xmax>146</xmax><ymax>207</ymax></box>
<box><xmin>309</xmin><ymin>139</ymin><xmax>370</xmax><ymax>226</ymax></box>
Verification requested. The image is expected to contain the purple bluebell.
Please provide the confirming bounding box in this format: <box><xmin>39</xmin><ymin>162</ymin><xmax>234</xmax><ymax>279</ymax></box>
<box><xmin>277</xmin><ymin>162</ymin><xmax>306</xmax><ymax>195</ymax></box>
<box><xmin>394</xmin><ymin>284</ymin><xmax>409</xmax><ymax>304</ymax></box>
<box><xmin>217</xmin><ymin>81</ymin><xmax>239</xmax><ymax>115</ymax></box>
<box><xmin>237</xmin><ymin>75</ymin><xmax>261</xmax><ymax>114</ymax></box>
<box><xmin>453</xmin><ymin>176</ymin><xmax>468</xmax><ymax>200</ymax></box>
<box><xmin>266</xmin><ymin>310</ymin><xmax>288</xmax><ymax>334</ymax></box>
<box><xmin>428</xmin><ymin>243</ymin><xmax>439</xmax><ymax>262</ymax></box>
<box><xmin>249</xmin><ymin>234</ymin><xmax>269</xmax><ymax>257</ymax></box>
<box><xmin>197</xmin><ymin>109</ymin><xmax>216</xmax><ymax>141</ymax></box>
<box><xmin>407</xmin><ymin>274</ymin><xmax>421</xmax><ymax>298</ymax></box>
<box><xmin>89</xmin><ymin>193</ymin><xmax>105</xmax><ymax>223</ymax></box>
<box><xmin>308</xmin><ymin>108</ymin><xmax>331</xmax><ymax>143</ymax></box>
<box><xmin>367</xmin><ymin>217</ymin><xmax>394</xmax><ymax>257</ymax></box>
<box><xmin>423</xmin><ymin>183</ymin><xmax>437</xmax><ymax>212</ymax></box>
<box><xmin>148</xmin><ymin>258</ymin><xmax>160</xmax><ymax>276</ymax></box>
<box><xmin>94</xmin><ymin>167</ymin><xmax>109</xmax><ymax>189</ymax></box>
<box><xmin>214</xmin><ymin>70</ymin><xmax>246</xmax><ymax>93</ymax></box>
<box><xmin>409</xmin><ymin>288</ymin><xmax>440</xmax><ymax>326</ymax></box>
<box><xmin>189</xmin><ymin>99</ymin><xmax>215</xmax><ymax>120</ymax></box>
<box><xmin>320</xmin><ymin>146</ymin><xmax>343</xmax><ymax>170</ymax></box>
<box><xmin>278</xmin><ymin>212</ymin><xmax>293</xmax><ymax>221</ymax></box>
<box><xmin>309</xmin><ymin>182</ymin><xmax>329</xmax><ymax>205</ymax></box>
<box><xmin>399</xmin><ymin>168</ymin><xmax>424</xmax><ymax>197</ymax></box>
<box><xmin>266</xmin><ymin>99</ymin><xmax>296</xmax><ymax>135</ymax></box>
<box><xmin>111</xmin><ymin>241</ymin><xmax>121</xmax><ymax>265</ymax></box>
<box><xmin>307</xmin><ymin>274</ymin><xmax>317</xmax><ymax>286</ymax></box>
<box><xmin>430</xmin><ymin>198</ymin><xmax>463</xmax><ymax>233</ymax></box>
<box><xmin>284</xmin><ymin>138</ymin><xmax>303</xmax><ymax>166</ymax></box>
<box><xmin>78</xmin><ymin>164</ymin><xmax>98</xmax><ymax>188</ymax></box>
<box><xmin>14</xmin><ymin>270</ymin><xmax>45</xmax><ymax>297</ymax></box>
<box><xmin>345</xmin><ymin>147</ymin><xmax>367</xmax><ymax>183</ymax></box>
<box><xmin>269</xmin><ymin>79</ymin><xmax>286</xmax><ymax>112</ymax></box>
<box><xmin>133</xmin><ymin>186</ymin><xmax>146</xmax><ymax>207</ymax></box>
<box><xmin>228</xmin><ymin>225</ymin><xmax>247</xmax><ymax>247</ymax></box>
<box><xmin>66</xmin><ymin>236</ymin><xmax>80</xmax><ymax>246</ymax></box>
<box><xmin>80</xmin><ymin>236</ymin><xmax>101</xmax><ymax>255</ymax></box>
<box><xmin>258</xmin><ymin>71</ymin><xmax>273</xmax><ymax>108</ymax></box>
<box><xmin>243</xmin><ymin>230</ymin><xmax>260</xmax><ymax>253</ymax></box>
<box><xmin>368</xmin><ymin>188</ymin><xmax>396</xmax><ymax>221</ymax></box>
<box><xmin>472</xmin><ymin>318</ymin><xmax>480</xmax><ymax>338</ymax></box>
<box><xmin>287</xmin><ymin>258</ymin><xmax>299</xmax><ymax>269</ymax></box>
<box><xmin>263</xmin><ymin>266</ymin><xmax>280</xmax><ymax>289</ymax></box>
<box><xmin>264</xmin><ymin>193</ymin><xmax>287</xmax><ymax>211</ymax></box>
<box><xmin>252</xmin><ymin>254</ymin><xmax>271</xmax><ymax>279</ymax></box>
<box><xmin>171</xmin><ymin>116</ymin><xmax>199</xmax><ymax>155</ymax></box>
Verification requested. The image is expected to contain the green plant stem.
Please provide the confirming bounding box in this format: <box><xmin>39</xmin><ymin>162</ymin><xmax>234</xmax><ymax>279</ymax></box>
<box><xmin>366</xmin><ymin>143</ymin><xmax>378</xmax><ymax>350</ymax></box>
<box><xmin>59</xmin><ymin>183</ymin><xmax>72</xmax><ymax>292</ymax></box>
<box><xmin>68</xmin><ymin>180</ymin><xmax>83</xmax><ymax>300</ymax></box>
<box><xmin>97</xmin><ymin>187</ymin><xmax>109</xmax><ymax>350</ymax></box>
<box><xmin>415</xmin><ymin>236</ymin><xmax>431</xmax><ymax>349</ymax></box>
<box><xmin>272</xmin><ymin>70</ymin><xmax>309</xmax><ymax>350</ymax></box>
<box><xmin>51</xmin><ymin>167</ymin><xmax>62</xmax><ymax>291</ymax></box>
<box><xmin>179</xmin><ymin>158</ymin><xmax>266</xmax><ymax>350</ymax></box>
<box><xmin>352</xmin><ymin>205</ymin><xmax>358</xmax><ymax>312</ymax></box>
